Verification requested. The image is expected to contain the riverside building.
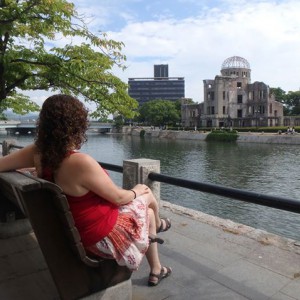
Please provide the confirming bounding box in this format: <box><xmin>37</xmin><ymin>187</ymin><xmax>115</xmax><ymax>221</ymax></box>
<box><xmin>182</xmin><ymin>56</ymin><xmax>284</xmax><ymax>128</ymax></box>
<box><xmin>128</xmin><ymin>64</ymin><xmax>185</xmax><ymax>105</ymax></box>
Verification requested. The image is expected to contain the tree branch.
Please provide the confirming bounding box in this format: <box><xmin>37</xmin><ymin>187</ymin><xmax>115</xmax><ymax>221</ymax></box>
<box><xmin>6</xmin><ymin>74</ymin><xmax>33</xmax><ymax>92</ymax></box>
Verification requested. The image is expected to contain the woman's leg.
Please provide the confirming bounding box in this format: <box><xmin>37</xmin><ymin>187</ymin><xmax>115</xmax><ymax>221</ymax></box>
<box><xmin>146</xmin><ymin>208</ymin><xmax>171</xmax><ymax>284</ymax></box>
<box><xmin>145</xmin><ymin>189</ymin><xmax>163</xmax><ymax>232</ymax></box>
<box><xmin>145</xmin><ymin>208</ymin><xmax>162</xmax><ymax>274</ymax></box>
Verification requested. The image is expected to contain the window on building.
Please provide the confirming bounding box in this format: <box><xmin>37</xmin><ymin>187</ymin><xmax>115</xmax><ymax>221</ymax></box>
<box><xmin>237</xmin><ymin>95</ymin><xmax>243</xmax><ymax>103</ymax></box>
<box><xmin>237</xmin><ymin>82</ymin><xmax>242</xmax><ymax>88</ymax></box>
<box><xmin>207</xmin><ymin>106</ymin><xmax>210</xmax><ymax>114</ymax></box>
<box><xmin>211</xmin><ymin>106</ymin><xmax>215</xmax><ymax>114</ymax></box>
<box><xmin>223</xmin><ymin>91</ymin><xmax>226</xmax><ymax>100</ymax></box>
<box><xmin>223</xmin><ymin>106</ymin><xmax>225</xmax><ymax>114</ymax></box>
<box><xmin>258</xmin><ymin>90</ymin><xmax>266</xmax><ymax>100</ymax></box>
<box><xmin>207</xmin><ymin>91</ymin><xmax>214</xmax><ymax>100</ymax></box>
<box><xmin>269</xmin><ymin>103</ymin><xmax>272</xmax><ymax>114</ymax></box>
<box><xmin>237</xmin><ymin>109</ymin><xmax>242</xmax><ymax>118</ymax></box>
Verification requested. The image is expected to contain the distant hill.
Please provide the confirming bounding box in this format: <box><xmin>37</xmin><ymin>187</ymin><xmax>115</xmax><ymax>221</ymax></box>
<box><xmin>3</xmin><ymin>110</ymin><xmax>39</xmax><ymax>121</ymax></box>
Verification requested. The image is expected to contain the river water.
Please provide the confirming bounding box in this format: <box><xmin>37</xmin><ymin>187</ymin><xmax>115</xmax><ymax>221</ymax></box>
<box><xmin>2</xmin><ymin>133</ymin><xmax>300</xmax><ymax>242</ymax></box>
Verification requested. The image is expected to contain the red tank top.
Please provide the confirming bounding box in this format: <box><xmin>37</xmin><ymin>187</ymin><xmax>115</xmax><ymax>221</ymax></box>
<box><xmin>42</xmin><ymin>154</ymin><xmax>118</xmax><ymax>247</ymax></box>
<box><xmin>66</xmin><ymin>190</ymin><xmax>118</xmax><ymax>246</ymax></box>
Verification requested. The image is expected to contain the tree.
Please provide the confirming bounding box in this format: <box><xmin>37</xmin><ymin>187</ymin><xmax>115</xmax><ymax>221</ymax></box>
<box><xmin>138</xmin><ymin>99</ymin><xmax>181</xmax><ymax>126</ymax></box>
<box><xmin>270</xmin><ymin>87</ymin><xmax>290</xmax><ymax>115</ymax></box>
<box><xmin>0</xmin><ymin>0</ymin><xmax>137</xmax><ymax>118</ymax></box>
<box><xmin>286</xmin><ymin>91</ymin><xmax>300</xmax><ymax>115</ymax></box>
<box><xmin>270</xmin><ymin>87</ymin><xmax>286</xmax><ymax>102</ymax></box>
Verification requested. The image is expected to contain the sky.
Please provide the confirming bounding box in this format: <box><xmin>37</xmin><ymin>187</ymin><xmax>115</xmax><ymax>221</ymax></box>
<box><xmin>28</xmin><ymin>0</ymin><xmax>300</xmax><ymax>107</ymax></box>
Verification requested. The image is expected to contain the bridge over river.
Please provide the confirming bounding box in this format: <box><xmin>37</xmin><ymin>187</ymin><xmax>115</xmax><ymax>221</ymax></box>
<box><xmin>0</xmin><ymin>120</ymin><xmax>113</xmax><ymax>135</ymax></box>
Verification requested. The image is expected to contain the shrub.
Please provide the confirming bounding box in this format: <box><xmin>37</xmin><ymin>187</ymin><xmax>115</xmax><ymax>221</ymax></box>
<box><xmin>206</xmin><ymin>130</ymin><xmax>238</xmax><ymax>142</ymax></box>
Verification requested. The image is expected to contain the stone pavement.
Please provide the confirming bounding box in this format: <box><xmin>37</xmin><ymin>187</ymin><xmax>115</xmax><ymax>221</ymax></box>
<box><xmin>1</xmin><ymin>201</ymin><xmax>300</xmax><ymax>300</ymax></box>
<box><xmin>132</xmin><ymin>201</ymin><xmax>300</xmax><ymax>300</ymax></box>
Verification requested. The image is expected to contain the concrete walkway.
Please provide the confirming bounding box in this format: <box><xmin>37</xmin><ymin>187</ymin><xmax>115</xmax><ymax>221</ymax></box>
<box><xmin>133</xmin><ymin>201</ymin><xmax>300</xmax><ymax>300</ymax></box>
<box><xmin>1</xmin><ymin>201</ymin><xmax>300</xmax><ymax>300</ymax></box>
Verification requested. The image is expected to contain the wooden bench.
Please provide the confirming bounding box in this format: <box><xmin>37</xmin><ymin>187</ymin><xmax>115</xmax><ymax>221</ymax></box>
<box><xmin>0</xmin><ymin>171</ymin><xmax>132</xmax><ymax>300</ymax></box>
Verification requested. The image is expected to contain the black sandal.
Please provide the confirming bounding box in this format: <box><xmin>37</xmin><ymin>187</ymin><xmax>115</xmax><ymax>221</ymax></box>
<box><xmin>148</xmin><ymin>266</ymin><xmax>172</xmax><ymax>286</ymax></box>
<box><xmin>157</xmin><ymin>218</ymin><xmax>171</xmax><ymax>233</ymax></box>
<box><xmin>149</xmin><ymin>234</ymin><xmax>164</xmax><ymax>244</ymax></box>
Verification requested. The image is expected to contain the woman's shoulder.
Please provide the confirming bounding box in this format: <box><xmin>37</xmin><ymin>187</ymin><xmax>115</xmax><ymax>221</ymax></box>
<box><xmin>56</xmin><ymin>152</ymin><xmax>100</xmax><ymax>182</ymax></box>
<box><xmin>65</xmin><ymin>152</ymin><xmax>98</xmax><ymax>168</ymax></box>
<box><xmin>69</xmin><ymin>151</ymin><xmax>93</xmax><ymax>160</ymax></box>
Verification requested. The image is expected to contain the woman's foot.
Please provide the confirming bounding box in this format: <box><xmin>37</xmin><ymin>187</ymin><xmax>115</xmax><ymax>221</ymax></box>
<box><xmin>148</xmin><ymin>266</ymin><xmax>172</xmax><ymax>286</ymax></box>
<box><xmin>157</xmin><ymin>218</ymin><xmax>171</xmax><ymax>233</ymax></box>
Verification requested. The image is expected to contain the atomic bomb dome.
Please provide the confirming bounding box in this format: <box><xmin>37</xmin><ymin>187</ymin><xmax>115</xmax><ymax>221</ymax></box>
<box><xmin>181</xmin><ymin>55</ymin><xmax>284</xmax><ymax>130</ymax></box>
<box><xmin>221</xmin><ymin>56</ymin><xmax>250</xmax><ymax>70</ymax></box>
<box><xmin>220</xmin><ymin>56</ymin><xmax>251</xmax><ymax>80</ymax></box>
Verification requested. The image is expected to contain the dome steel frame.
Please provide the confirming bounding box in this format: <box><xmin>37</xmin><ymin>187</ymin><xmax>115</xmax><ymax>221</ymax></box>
<box><xmin>221</xmin><ymin>56</ymin><xmax>250</xmax><ymax>70</ymax></box>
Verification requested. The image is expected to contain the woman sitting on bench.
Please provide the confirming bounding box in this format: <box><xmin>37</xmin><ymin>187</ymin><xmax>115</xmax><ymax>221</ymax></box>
<box><xmin>0</xmin><ymin>94</ymin><xmax>171</xmax><ymax>287</ymax></box>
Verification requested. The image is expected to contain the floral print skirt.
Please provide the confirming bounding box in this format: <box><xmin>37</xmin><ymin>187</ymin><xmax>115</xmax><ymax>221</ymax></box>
<box><xmin>85</xmin><ymin>196</ymin><xmax>150</xmax><ymax>270</ymax></box>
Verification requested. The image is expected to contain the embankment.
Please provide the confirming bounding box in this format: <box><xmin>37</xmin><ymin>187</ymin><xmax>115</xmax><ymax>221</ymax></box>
<box><xmin>116</xmin><ymin>127</ymin><xmax>300</xmax><ymax>145</ymax></box>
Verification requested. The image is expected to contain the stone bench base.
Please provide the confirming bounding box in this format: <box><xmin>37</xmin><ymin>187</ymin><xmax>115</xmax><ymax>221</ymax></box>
<box><xmin>80</xmin><ymin>279</ymin><xmax>132</xmax><ymax>300</ymax></box>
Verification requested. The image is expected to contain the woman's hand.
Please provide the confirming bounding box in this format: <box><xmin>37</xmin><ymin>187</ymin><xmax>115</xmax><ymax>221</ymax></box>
<box><xmin>17</xmin><ymin>167</ymin><xmax>37</xmax><ymax>177</ymax></box>
<box><xmin>131</xmin><ymin>184</ymin><xmax>150</xmax><ymax>198</ymax></box>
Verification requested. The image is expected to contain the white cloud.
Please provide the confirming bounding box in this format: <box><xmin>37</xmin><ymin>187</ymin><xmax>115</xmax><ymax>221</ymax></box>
<box><xmin>104</xmin><ymin>0</ymin><xmax>300</xmax><ymax>102</ymax></box>
<box><xmin>24</xmin><ymin>0</ymin><xmax>300</xmax><ymax>107</ymax></box>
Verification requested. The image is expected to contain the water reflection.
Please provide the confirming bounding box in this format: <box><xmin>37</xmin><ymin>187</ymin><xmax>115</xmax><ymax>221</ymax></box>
<box><xmin>3</xmin><ymin>133</ymin><xmax>300</xmax><ymax>241</ymax></box>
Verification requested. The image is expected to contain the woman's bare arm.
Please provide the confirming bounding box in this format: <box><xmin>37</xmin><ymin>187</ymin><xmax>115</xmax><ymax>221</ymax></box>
<box><xmin>0</xmin><ymin>144</ymin><xmax>36</xmax><ymax>172</ymax></box>
<box><xmin>55</xmin><ymin>152</ymin><xmax>150</xmax><ymax>206</ymax></box>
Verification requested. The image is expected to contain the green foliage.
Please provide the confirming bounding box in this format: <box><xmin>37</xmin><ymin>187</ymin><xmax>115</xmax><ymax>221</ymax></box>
<box><xmin>270</xmin><ymin>87</ymin><xmax>300</xmax><ymax>116</ymax></box>
<box><xmin>206</xmin><ymin>130</ymin><xmax>238</xmax><ymax>142</ymax></box>
<box><xmin>270</xmin><ymin>87</ymin><xmax>286</xmax><ymax>102</ymax></box>
<box><xmin>137</xmin><ymin>99</ymin><xmax>180</xmax><ymax>126</ymax></box>
<box><xmin>270</xmin><ymin>87</ymin><xmax>289</xmax><ymax>115</ymax></box>
<box><xmin>114</xmin><ymin>115</ymin><xmax>124</xmax><ymax>130</ymax></box>
<box><xmin>0</xmin><ymin>112</ymin><xmax>7</xmax><ymax>120</ymax></box>
<box><xmin>234</xmin><ymin>126</ymin><xmax>300</xmax><ymax>133</ymax></box>
<box><xmin>285</xmin><ymin>91</ymin><xmax>300</xmax><ymax>115</ymax></box>
<box><xmin>0</xmin><ymin>92</ymin><xmax>39</xmax><ymax>114</ymax></box>
<box><xmin>0</xmin><ymin>0</ymin><xmax>137</xmax><ymax>118</ymax></box>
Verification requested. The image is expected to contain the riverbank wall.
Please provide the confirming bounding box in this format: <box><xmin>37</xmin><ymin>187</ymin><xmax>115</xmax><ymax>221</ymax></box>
<box><xmin>116</xmin><ymin>127</ymin><xmax>300</xmax><ymax>145</ymax></box>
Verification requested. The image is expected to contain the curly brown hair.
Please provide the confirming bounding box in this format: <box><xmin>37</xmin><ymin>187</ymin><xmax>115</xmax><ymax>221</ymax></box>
<box><xmin>35</xmin><ymin>94</ymin><xmax>89</xmax><ymax>172</ymax></box>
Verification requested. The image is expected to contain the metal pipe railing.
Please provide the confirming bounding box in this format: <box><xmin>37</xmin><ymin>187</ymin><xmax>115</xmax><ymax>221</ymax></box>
<box><xmin>100</xmin><ymin>162</ymin><xmax>123</xmax><ymax>173</ymax></box>
<box><xmin>3</xmin><ymin>143</ymin><xmax>300</xmax><ymax>215</ymax></box>
<box><xmin>99</xmin><ymin>161</ymin><xmax>300</xmax><ymax>215</ymax></box>
<box><xmin>148</xmin><ymin>172</ymin><xmax>300</xmax><ymax>214</ymax></box>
